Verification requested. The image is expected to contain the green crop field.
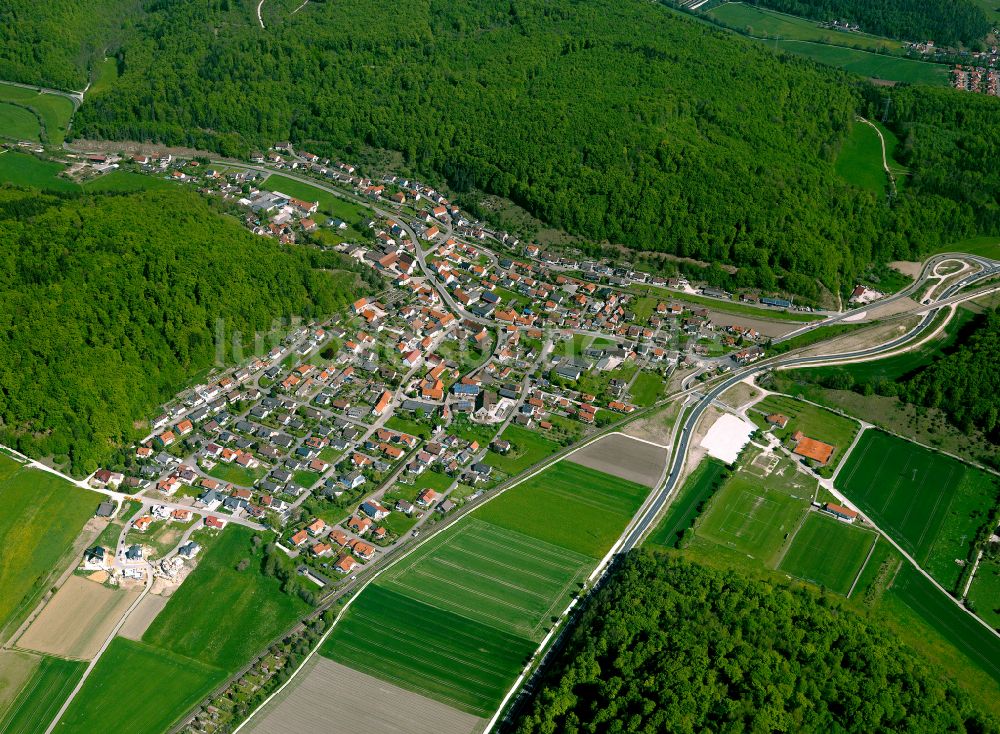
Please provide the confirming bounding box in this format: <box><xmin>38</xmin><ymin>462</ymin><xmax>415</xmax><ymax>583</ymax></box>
<box><xmin>630</xmin><ymin>284</ymin><xmax>819</xmax><ymax>323</ymax></box>
<box><xmin>778</xmin><ymin>512</ymin><xmax>876</xmax><ymax>594</ymax></box>
<box><xmin>0</xmin><ymin>152</ymin><xmax>78</xmax><ymax>191</ymax></box>
<box><xmin>143</xmin><ymin>526</ymin><xmax>308</xmax><ymax>670</ymax></box>
<box><xmin>647</xmin><ymin>458</ymin><xmax>728</xmax><ymax>548</ymax></box>
<box><xmin>697</xmin><ymin>467</ymin><xmax>811</xmax><ymax>564</ymax></box>
<box><xmin>0</xmin><ymin>655</ymin><xmax>85</xmax><ymax>734</ymax></box>
<box><xmin>772</xmin><ymin>41</ymin><xmax>950</xmax><ymax>86</ymax></box>
<box><xmin>888</xmin><ymin>564</ymin><xmax>1000</xmax><ymax>686</ymax></box>
<box><xmin>55</xmin><ymin>639</ymin><xmax>223</xmax><ymax>734</ymax></box>
<box><xmin>484</xmin><ymin>424</ymin><xmax>560</xmax><ymax>475</ymax></box>
<box><xmin>968</xmin><ymin>559</ymin><xmax>1000</xmax><ymax>629</ymax></box>
<box><xmin>708</xmin><ymin>2</ymin><xmax>903</xmax><ymax>52</ymax></box>
<box><xmin>0</xmin><ymin>458</ymin><xmax>102</xmax><ymax>640</ymax></box>
<box><xmin>0</xmin><ymin>103</ymin><xmax>41</xmax><ymax>141</ymax></box>
<box><xmin>753</xmin><ymin>394</ymin><xmax>859</xmax><ymax>472</ymax></box>
<box><xmin>320</xmin><ymin>585</ymin><xmax>536</xmax><ymax>716</ymax></box>
<box><xmin>475</xmin><ymin>460</ymin><xmax>649</xmax><ymax>558</ymax></box>
<box><xmin>378</xmin><ymin>518</ymin><xmax>592</xmax><ymax>639</ymax></box>
<box><xmin>0</xmin><ymin>83</ymin><xmax>74</xmax><ymax>146</ymax></box>
<box><xmin>630</xmin><ymin>371</ymin><xmax>665</xmax><ymax>407</ymax></box>
<box><xmin>835</xmin><ymin>121</ymin><xmax>886</xmax><ymax>195</ymax></box>
<box><xmin>836</xmin><ymin>431</ymin><xmax>998</xmax><ymax>589</ymax></box>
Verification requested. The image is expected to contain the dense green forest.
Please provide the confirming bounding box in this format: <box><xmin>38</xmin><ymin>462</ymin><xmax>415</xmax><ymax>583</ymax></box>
<box><xmin>510</xmin><ymin>551</ymin><xmax>997</xmax><ymax>733</ymax></box>
<box><xmin>1</xmin><ymin>0</ymin><xmax>998</xmax><ymax>300</ymax></box>
<box><xmin>746</xmin><ymin>0</ymin><xmax>991</xmax><ymax>47</ymax></box>
<box><xmin>902</xmin><ymin>309</ymin><xmax>1000</xmax><ymax>440</ymax></box>
<box><xmin>0</xmin><ymin>0</ymin><xmax>140</xmax><ymax>89</ymax></box>
<box><xmin>0</xmin><ymin>186</ymin><xmax>359</xmax><ymax>474</ymax></box>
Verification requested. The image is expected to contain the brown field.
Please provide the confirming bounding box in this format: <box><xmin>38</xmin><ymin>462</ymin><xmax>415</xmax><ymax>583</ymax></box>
<box><xmin>117</xmin><ymin>593</ymin><xmax>169</xmax><ymax>642</ymax></box>
<box><xmin>720</xmin><ymin>382</ymin><xmax>763</xmax><ymax>411</ymax></box>
<box><xmin>569</xmin><ymin>432</ymin><xmax>667</xmax><ymax>488</ymax></box>
<box><xmin>245</xmin><ymin>656</ymin><xmax>486</xmax><ymax>734</ymax></box>
<box><xmin>701</xmin><ymin>310</ymin><xmax>800</xmax><ymax>339</ymax></box>
<box><xmin>622</xmin><ymin>401</ymin><xmax>682</xmax><ymax>446</ymax></box>
<box><xmin>16</xmin><ymin>576</ymin><xmax>138</xmax><ymax>659</ymax></box>
<box><xmin>0</xmin><ymin>650</ymin><xmax>40</xmax><ymax>713</ymax></box>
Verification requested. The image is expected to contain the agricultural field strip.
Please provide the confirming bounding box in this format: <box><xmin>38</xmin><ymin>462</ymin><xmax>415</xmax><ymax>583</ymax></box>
<box><xmin>0</xmin><ymin>657</ymin><xmax>84</xmax><ymax>734</ymax></box>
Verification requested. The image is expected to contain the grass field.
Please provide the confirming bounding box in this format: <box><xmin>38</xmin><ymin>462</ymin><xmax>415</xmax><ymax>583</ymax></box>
<box><xmin>384</xmin><ymin>415</ymin><xmax>432</xmax><ymax>439</ymax></box>
<box><xmin>0</xmin><ymin>83</ymin><xmax>74</xmax><ymax>145</ymax></box>
<box><xmin>0</xmin><ymin>152</ymin><xmax>78</xmax><ymax>191</ymax></box>
<box><xmin>0</xmin><ymin>457</ymin><xmax>102</xmax><ymax>641</ymax></box>
<box><xmin>320</xmin><ymin>584</ymin><xmax>536</xmax><ymax>716</ymax></box>
<box><xmin>143</xmin><ymin>526</ymin><xmax>308</xmax><ymax>670</ymax></box>
<box><xmin>968</xmin><ymin>559</ymin><xmax>1000</xmax><ymax>629</ymax></box>
<box><xmin>262</xmin><ymin>174</ymin><xmax>368</xmax><ymax>237</ymax></box>
<box><xmin>475</xmin><ymin>460</ymin><xmax>650</xmax><ymax>558</ymax></box>
<box><xmin>484</xmin><ymin>424</ymin><xmax>560</xmax><ymax>475</ymax></box>
<box><xmin>708</xmin><ymin>2</ymin><xmax>903</xmax><ymax>52</ymax></box>
<box><xmin>378</xmin><ymin>518</ymin><xmax>591</xmax><ymax>639</ymax></box>
<box><xmin>887</xmin><ymin>564</ymin><xmax>1000</xmax><ymax>686</ymax></box>
<box><xmin>778</xmin><ymin>512</ymin><xmax>876</xmax><ymax>594</ymax></box>
<box><xmin>835</xmin><ymin>431</ymin><xmax>998</xmax><ymax>588</ymax></box>
<box><xmin>88</xmin><ymin>58</ymin><xmax>119</xmax><ymax>96</ymax></box>
<box><xmin>55</xmin><ymin>639</ymin><xmax>223</xmax><ymax>734</ymax></box>
<box><xmin>631</xmin><ymin>296</ymin><xmax>658</xmax><ymax>322</ymax></box>
<box><xmin>83</xmin><ymin>170</ymin><xmax>180</xmax><ymax>193</ymax></box>
<box><xmin>647</xmin><ymin>458</ymin><xmax>728</xmax><ymax>548</ymax></box>
<box><xmin>630</xmin><ymin>284</ymin><xmax>819</xmax><ymax>323</ymax></box>
<box><xmin>773</xmin><ymin>41</ymin><xmax>950</xmax><ymax>86</ymax></box>
<box><xmin>629</xmin><ymin>371</ymin><xmax>665</xmax><ymax>407</ymax></box>
<box><xmin>0</xmin><ymin>103</ymin><xmax>41</xmax><ymax>141</ymax></box>
<box><xmin>206</xmin><ymin>462</ymin><xmax>265</xmax><ymax>487</ymax></box>
<box><xmin>835</xmin><ymin>121</ymin><xmax>886</xmax><ymax>195</ymax></box>
<box><xmin>931</xmin><ymin>235</ymin><xmax>1000</xmax><ymax>261</ymax></box>
<box><xmin>0</xmin><ymin>655</ymin><xmax>86</xmax><ymax>734</ymax></box>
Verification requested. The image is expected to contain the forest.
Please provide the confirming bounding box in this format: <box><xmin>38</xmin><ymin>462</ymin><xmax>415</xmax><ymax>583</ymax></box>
<box><xmin>746</xmin><ymin>0</ymin><xmax>990</xmax><ymax>47</ymax></box>
<box><xmin>0</xmin><ymin>185</ymin><xmax>360</xmax><ymax>474</ymax></box>
<box><xmin>509</xmin><ymin>551</ymin><xmax>997</xmax><ymax>734</ymax></box>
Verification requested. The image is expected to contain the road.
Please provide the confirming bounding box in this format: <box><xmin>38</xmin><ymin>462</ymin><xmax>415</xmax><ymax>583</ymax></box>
<box><xmin>0</xmin><ymin>77</ymin><xmax>84</xmax><ymax>107</ymax></box>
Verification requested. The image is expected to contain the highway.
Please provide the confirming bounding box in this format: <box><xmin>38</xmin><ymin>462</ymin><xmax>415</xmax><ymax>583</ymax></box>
<box><xmin>619</xmin><ymin>256</ymin><xmax>999</xmax><ymax>552</ymax></box>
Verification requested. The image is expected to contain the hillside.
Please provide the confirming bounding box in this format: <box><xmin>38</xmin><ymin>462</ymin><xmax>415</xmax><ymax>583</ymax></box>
<box><xmin>0</xmin><ymin>186</ymin><xmax>360</xmax><ymax>474</ymax></box>
<box><xmin>509</xmin><ymin>551</ymin><xmax>997</xmax><ymax>733</ymax></box>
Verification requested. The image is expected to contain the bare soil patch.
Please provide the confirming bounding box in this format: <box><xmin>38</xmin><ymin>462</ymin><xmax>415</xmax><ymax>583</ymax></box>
<box><xmin>569</xmin><ymin>433</ymin><xmax>668</xmax><ymax>488</ymax></box>
<box><xmin>622</xmin><ymin>401</ymin><xmax>681</xmax><ymax>446</ymax></box>
<box><xmin>117</xmin><ymin>593</ymin><xmax>169</xmax><ymax>642</ymax></box>
<box><xmin>246</xmin><ymin>656</ymin><xmax>486</xmax><ymax>734</ymax></box>
<box><xmin>0</xmin><ymin>650</ymin><xmax>40</xmax><ymax>712</ymax></box>
<box><xmin>16</xmin><ymin>576</ymin><xmax>138</xmax><ymax>659</ymax></box>
<box><xmin>701</xmin><ymin>310</ymin><xmax>801</xmax><ymax>339</ymax></box>
<box><xmin>889</xmin><ymin>260</ymin><xmax>921</xmax><ymax>279</ymax></box>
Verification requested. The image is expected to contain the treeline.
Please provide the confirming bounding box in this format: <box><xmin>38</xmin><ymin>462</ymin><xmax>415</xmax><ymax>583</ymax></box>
<box><xmin>747</xmin><ymin>0</ymin><xmax>990</xmax><ymax>47</ymax></box>
<box><xmin>0</xmin><ymin>0</ymin><xmax>141</xmax><ymax>89</ymax></box>
<box><xmin>0</xmin><ymin>186</ymin><xmax>360</xmax><ymax>474</ymax></box>
<box><xmin>508</xmin><ymin>551</ymin><xmax>997</xmax><ymax>733</ymax></box>
<box><xmin>902</xmin><ymin>309</ymin><xmax>1000</xmax><ymax>440</ymax></box>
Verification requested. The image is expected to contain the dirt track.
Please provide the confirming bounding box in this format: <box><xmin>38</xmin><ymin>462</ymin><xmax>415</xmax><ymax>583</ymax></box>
<box><xmin>568</xmin><ymin>433</ymin><xmax>668</xmax><ymax>488</ymax></box>
<box><xmin>244</xmin><ymin>656</ymin><xmax>485</xmax><ymax>734</ymax></box>
<box><xmin>15</xmin><ymin>576</ymin><xmax>138</xmax><ymax>659</ymax></box>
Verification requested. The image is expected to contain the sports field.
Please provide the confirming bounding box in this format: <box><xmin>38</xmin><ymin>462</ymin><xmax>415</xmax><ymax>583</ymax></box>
<box><xmin>0</xmin><ymin>654</ymin><xmax>85</xmax><ymax>734</ymax></box>
<box><xmin>55</xmin><ymin>639</ymin><xmax>223</xmax><ymax>734</ymax></box>
<box><xmin>835</xmin><ymin>430</ymin><xmax>998</xmax><ymax>588</ymax></box>
<box><xmin>647</xmin><ymin>458</ymin><xmax>728</xmax><ymax>548</ymax></box>
<box><xmin>696</xmin><ymin>458</ymin><xmax>812</xmax><ymax>564</ymax></box>
<box><xmin>379</xmin><ymin>519</ymin><xmax>592</xmax><ymax>639</ymax></box>
<box><xmin>474</xmin><ymin>460</ymin><xmax>649</xmax><ymax>558</ymax></box>
<box><xmin>0</xmin><ymin>83</ymin><xmax>75</xmax><ymax>145</ymax></box>
<box><xmin>0</xmin><ymin>456</ymin><xmax>102</xmax><ymax>641</ymax></box>
<box><xmin>778</xmin><ymin>512</ymin><xmax>876</xmax><ymax>595</ymax></box>
<box><xmin>753</xmin><ymin>394</ymin><xmax>859</xmax><ymax>473</ymax></box>
<box><xmin>484</xmin><ymin>424</ymin><xmax>560</xmax><ymax>475</ymax></box>
<box><xmin>835</xmin><ymin>121</ymin><xmax>886</xmax><ymax>195</ymax></box>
